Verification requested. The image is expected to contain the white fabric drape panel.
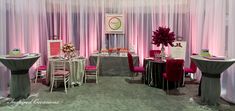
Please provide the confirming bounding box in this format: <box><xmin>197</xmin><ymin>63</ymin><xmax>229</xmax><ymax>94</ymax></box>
<box><xmin>0</xmin><ymin>0</ymin><xmax>9</xmax><ymax>97</ymax></box>
<box><xmin>6</xmin><ymin>0</ymin><xmax>40</xmax><ymax>53</ymax></box>
<box><xmin>203</xmin><ymin>0</ymin><xmax>226</xmax><ymax>56</ymax></box>
<box><xmin>190</xmin><ymin>0</ymin><xmax>226</xmax><ymax>56</ymax></box>
<box><xmin>6</xmin><ymin>0</ymin><xmax>42</xmax><ymax>80</ymax></box>
<box><xmin>221</xmin><ymin>0</ymin><xmax>235</xmax><ymax>104</ymax></box>
<box><xmin>39</xmin><ymin>0</ymin><xmax>103</xmax><ymax>58</ymax></box>
<box><xmin>78</xmin><ymin>0</ymin><xmax>102</xmax><ymax>57</ymax></box>
<box><xmin>189</xmin><ymin>0</ymin><xmax>227</xmax><ymax>81</ymax></box>
<box><xmin>2</xmin><ymin>0</ymin><xmax>234</xmax><ymax>102</ymax></box>
<box><xmin>0</xmin><ymin>0</ymin><xmax>191</xmax><ymax>97</ymax></box>
<box><xmin>1</xmin><ymin>0</ymin><xmax>189</xmax><ymax>62</ymax></box>
<box><xmin>0</xmin><ymin>0</ymin><xmax>48</xmax><ymax>97</ymax></box>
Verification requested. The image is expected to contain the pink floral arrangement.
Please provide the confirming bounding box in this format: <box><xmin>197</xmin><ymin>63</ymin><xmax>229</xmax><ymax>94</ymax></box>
<box><xmin>152</xmin><ymin>27</ymin><xmax>175</xmax><ymax>47</ymax></box>
<box><xmin>62</xmin><ymin>43</ymin><xmax>76</xmax><ymax>59</ymax></box>
<box><xmin>62</xmin><ymin>43</ymin><xmax>75</xmax><ymax>53</ymax></box>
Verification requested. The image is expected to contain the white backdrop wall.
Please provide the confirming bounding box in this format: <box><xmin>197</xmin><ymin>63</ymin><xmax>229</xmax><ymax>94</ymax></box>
<box><xmin>0</xmin><ymin>0</ymin><xmax>234</xmax><ymax>103</ymax></box>
<box><xmin>0</xmin><ymin>0</ymin><xmax>190</xmax><ymax>97</ymax></box>
<box><xmin>0</xmin><ymin>0</ymin><xmax>190</xmax><ymax>65</ymax></box>
<box><xmin>0</xmin><ymin>0</ymin><xmax>8</xmax><ymax>97</ymax></box>
<box><xmin>221</xmin><ymin>0</ymin><xmax>235</xmax><ymax>104</ymax></box>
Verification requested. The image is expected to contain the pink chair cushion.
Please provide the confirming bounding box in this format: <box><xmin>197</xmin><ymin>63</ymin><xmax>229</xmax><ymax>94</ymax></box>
<box><xmin>38</xmin><ymin>65</ymin><xmax>47</xmax><ymax>70</ymax></box>
<box><xmin>133</xmin><ymin>66</ymin><xmax>145</xmax><ymax>72</ymax></box>
<box><xmin>163</xmin><ymin>73</ymin><xmax>168</xmax><ymax>79</ymax></box>
<box><xmin>54</xmin><ymin>70</ymin><xmax>69</xmax><ymax>76</ymax></box>
<box><xmin>85</xmin><ymin>66</ymin><xmax>97</xmax><ymax>71</ymax></box>
<box><xmin>184</xmin><ymin>67</ymin><xmax>196</xmax><ymax>73</ymax></box>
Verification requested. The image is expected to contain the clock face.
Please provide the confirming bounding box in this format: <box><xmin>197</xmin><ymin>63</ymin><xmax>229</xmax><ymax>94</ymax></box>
<box><xmin>108</xmin><ymin>17</ymin><xmax>122</xmax><ymax>30</ymax></box>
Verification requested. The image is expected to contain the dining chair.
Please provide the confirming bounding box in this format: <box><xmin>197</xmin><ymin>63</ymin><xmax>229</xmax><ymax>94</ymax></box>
<box><xmin>34</xmin><ymin>55</ymin><xmax>48</xmax><ymax>83</ymax></box>
<box><xmin>50</xmin><ymin>59</ymin><xmax>70</xmax><ymax>94</ymax></box>
<box><xmin>84</xmin><ymin>56</ymin><xmax>100</xmax><ymax>84</ymax></box>
<box><xmin>127</xmin><ymin>52</ymin><xmax>145</xmax><ymax>82</ymax></box>
<box><xmin>183</xmin><ymin>53</ymin><xmax>198</xmax><ymax>85</ymax></box>
<box><xmin>35</xmin><ymin>40</ymin><xmax>62</xmax><ymax>83</ymax></box>
<box><xmin>35</xmin><ymin>64</ymin><xmax>47</xmax><ymax>83</ymax></box>
<box><xmin>149</xmin><ymin>50</ymin><xmax>161</xmax><ymax>58</ymax></box>
<box><xmin>162</xmin><ymin>59</ymin><xmax>184</xmax><ymax>94</ymax></box>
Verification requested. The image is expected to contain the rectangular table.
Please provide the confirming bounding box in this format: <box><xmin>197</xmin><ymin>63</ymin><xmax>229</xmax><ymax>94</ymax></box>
<box><xmin>90</xmin><ymin>54</ymin><xmax>139</xmax><ymax>76</ymax></box>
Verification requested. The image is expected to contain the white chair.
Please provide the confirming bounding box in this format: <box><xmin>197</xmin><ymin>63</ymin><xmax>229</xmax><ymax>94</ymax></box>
<box><xmin>50</xmin><ymin>59</ymin><xmax>70</xmax><ymax>94</ymax></box>
<box><xmin>35</xmin><ymin>40</ymin><xmax>63</xmax><ymax>83</ymax></box>
<box><xmin>35</xmin><ymin>61</ymin><xmax>47</xmax><ymax>83</ymax></box>
<box><xmin>84</xmin><ymin>56</ymin><xmax>100</xmax><ymax>84</ymax></box>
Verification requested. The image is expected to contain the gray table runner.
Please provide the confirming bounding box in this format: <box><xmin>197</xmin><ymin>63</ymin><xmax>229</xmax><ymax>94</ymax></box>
<box><xmin>90</xmin><ymin>55</ymin><xmax>139</xmax><ymax>76</ymax></box>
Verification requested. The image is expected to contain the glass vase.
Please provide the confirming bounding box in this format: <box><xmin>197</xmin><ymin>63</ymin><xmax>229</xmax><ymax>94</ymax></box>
<box><xmin>160</xmin><ymin>45</ymin><xmax>166</xmax><ymax>61</ymax></box>
<box><xmin>64</xmin><ymin>53</ymin><xmax>71</xmax><ymax>60</ymax></box>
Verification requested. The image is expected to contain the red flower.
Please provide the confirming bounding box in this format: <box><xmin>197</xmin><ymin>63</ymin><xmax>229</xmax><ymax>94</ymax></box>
<box><xmin>108</xmin><ymin>49</ymin><xmax>113</xmax><ymax>53</ymax></box>
<box><xmin>152</xmin><ymin>27</ymin><xmax>175</xmax><ymax>47</ymax></box>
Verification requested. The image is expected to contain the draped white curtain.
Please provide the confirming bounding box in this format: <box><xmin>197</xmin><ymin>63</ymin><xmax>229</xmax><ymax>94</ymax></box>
<box><xmin>0</xmin><ymin>0</ymin><xmax>189</xmax><ymax>97</ymax></box>
<box><xmin>190</xmin><ymin>0</ymin><xmax>226</xmax><ymax>56</ymax></box>
<box><xmin>0</xmin><ymin>0</ymin><xmax>235</xmax><ymax>103</ymax></box>
<box><xmin>189</xmin><ymin>0</ymin><xmax>226</xmax><ymax>80</ymax></box>
<box><xmin>0</xmin><ymin>0</ymin><xmax>8</xmax><ymax>97</ymax></box>
<box><xmin>0</xmin><ymin>0</ymin><xmax>189</xmax><ymax>63</ymax></box>
<box><xmin>221</xmin><ymin>0</ymin><xmax>235</xmax><ymax>104</ymax></box>
<box><xmin>190</xmin><ymin>0</ymin><xmax>235</xmax><ymax>103</ymax></box>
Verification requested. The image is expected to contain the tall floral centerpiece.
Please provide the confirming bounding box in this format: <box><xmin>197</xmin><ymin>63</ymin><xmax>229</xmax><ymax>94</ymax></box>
<box><xmin>152</xmin><ymin>27</ymin><xmax>175</xmax><ymax>60</ymax></box>
<box><xmin>62</xmin><ymin>43</ymin><xmax>76</xmax><ymax>60</ymax></box>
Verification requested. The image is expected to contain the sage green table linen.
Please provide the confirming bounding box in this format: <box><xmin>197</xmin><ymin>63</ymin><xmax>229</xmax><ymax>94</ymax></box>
<box><xmin>0</xmin><ymin>54</ymin><xmax>39</xmax><ymax>100</ymax></box>
<box><xmin>90</xmin><ymin>54</ymin><xmax>139</xmax><ymax>76</ymax></box>
<box><xmin>69</xmin><ymin>58</ymin><xmax>86</xmax><ymax>85</ymax></box>
<box><xmin>191</xmin><ymin>55</ymin><xmax>235</xmax><ymax>105</ymax></box>
<box><xmin>47</xmin><ymin>58</ymin><xmax>85</xmax><ymax>86</ymax></box>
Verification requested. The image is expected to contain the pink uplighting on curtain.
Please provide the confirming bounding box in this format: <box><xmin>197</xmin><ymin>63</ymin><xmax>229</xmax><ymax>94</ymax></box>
<box><xmin>1</xmin><ymin>0</ymin><xmax>190</xmax><ymax>66</ymax></box>
<box><xmin>0</xmin><ymin>1</ymin><xmax>204</xmax><ymax>66</ymax></box>
<box><xmin>1</xmin><ymin>0</ymin><xmax>235</xmax><ymax>103</ymax></box>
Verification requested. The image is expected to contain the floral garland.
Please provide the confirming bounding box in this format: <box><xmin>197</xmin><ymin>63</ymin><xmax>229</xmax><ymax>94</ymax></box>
<box><xmin>62</xmin><ymin>43</ymin><xmax>76</xmax><ymax>59</ymax></box>
<box><xmin>152</xmin><ymin>27</ymin><xmax>175</xmax><ymax>47</ymax></box>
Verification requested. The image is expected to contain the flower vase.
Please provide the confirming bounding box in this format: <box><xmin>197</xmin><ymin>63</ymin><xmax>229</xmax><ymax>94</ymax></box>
<box><xmin>160</xmin><ymin>45</ymin><xmax>166</xmax><ymax>61</ymax></box>
<box><xmin>64</xmin><ymin>53</ymin><xmax>71</xmax><ymax>60</ymax></box>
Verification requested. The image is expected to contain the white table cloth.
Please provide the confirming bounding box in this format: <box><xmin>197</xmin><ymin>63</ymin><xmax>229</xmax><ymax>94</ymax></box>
<box><xmin>47</xmin><ymin>57</ymin><xmax>85</xmax><ymax>86</ymax></box>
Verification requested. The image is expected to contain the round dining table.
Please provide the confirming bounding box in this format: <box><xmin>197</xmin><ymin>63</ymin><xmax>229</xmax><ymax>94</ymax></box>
<box><xmin>144</xmin><ymin>58</ymin><xmax>180</xmax><ymax>89</ymax></box>
<box><xmin>0</xmin><ymin>54</ymin><xmax>39</xmax><ymax>100</ymax></box>
<box><xmin>47</xmin><ymin>57</ymin><xmax>86</xmax><ymax>87</ymax></box>
<box><xmin>191</xmin><ymin>55</ymin><xmax>235</xmax><ymax>105</ymax></box>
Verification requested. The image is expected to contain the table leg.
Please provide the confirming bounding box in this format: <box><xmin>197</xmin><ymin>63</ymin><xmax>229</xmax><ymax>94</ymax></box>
<box><xmin>10</xmin><ymin>72</ymin><xmax>30</xmax><ymax>101</ymax></box>
<box><xmin>201</xmin><ymin>72</ymin><xmax>221</xmax><ymax>105</ymax></box>
<box><xmin>198</xmin><ymin>77</ymin><xmax>201</xmax><ymax>96</ymax></box>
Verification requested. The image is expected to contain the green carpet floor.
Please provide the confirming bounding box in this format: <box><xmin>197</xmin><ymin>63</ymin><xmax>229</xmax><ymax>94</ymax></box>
<box><xmin>0</xmin><ymin>77</ymin><xmax>234</xmax><ymax>111</ymax></box>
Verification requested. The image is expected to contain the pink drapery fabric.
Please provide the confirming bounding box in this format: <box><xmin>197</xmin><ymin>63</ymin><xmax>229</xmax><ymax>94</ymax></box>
<box><xmin>1</xmin><ymin>0</ymin><xmax>234</xmax><ymax>103</ymax></box>
<box><xmin>0</xmin><ymin>0</ymin><xmax>189</xmax><ymax>97</ymax></box>
<box><xmin>221</xmin><ymin>0</ymin><xmax>235</xmax><ymax>104</ymax></box>
<box><xmin>1</xmin><ymin>0</ymin><xmax>190</xmax><ymax>64</ymax></box>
